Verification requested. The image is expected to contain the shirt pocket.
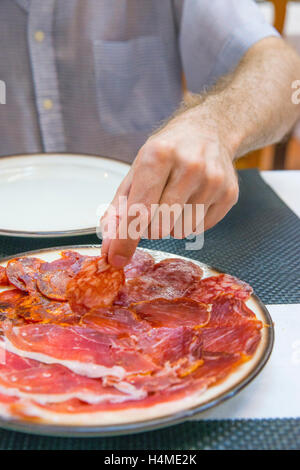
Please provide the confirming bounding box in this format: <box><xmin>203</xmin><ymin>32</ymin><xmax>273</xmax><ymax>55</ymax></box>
<box><xmin>93</xmin><ymin>36</ymin><xmax>178</xmax><ymax>136</ymax></box>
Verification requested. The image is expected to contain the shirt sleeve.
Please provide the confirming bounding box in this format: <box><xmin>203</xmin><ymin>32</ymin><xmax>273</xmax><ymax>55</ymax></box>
<box><xmin>174</xmin><ymin>0</ymin><xmax>280</xmax><ymax>93</ymax></box>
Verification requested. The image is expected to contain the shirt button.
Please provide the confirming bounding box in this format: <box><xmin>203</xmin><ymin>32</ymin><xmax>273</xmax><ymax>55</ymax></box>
<box><xmin>43</xmin><ymin>99</ymin><xmax>53</xmax><ymax>110</ymax></box>
<box><xmin>34</xmin><ymin>31</ymin><xmax>45</xmax><ymax>42</ymax></box>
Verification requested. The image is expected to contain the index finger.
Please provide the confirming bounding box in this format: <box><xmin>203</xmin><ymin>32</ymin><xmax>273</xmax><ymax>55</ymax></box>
<box><xmin>107</xmin><ymin>146</ymin><xmax>172</xmax><ymax>267</ymax></box>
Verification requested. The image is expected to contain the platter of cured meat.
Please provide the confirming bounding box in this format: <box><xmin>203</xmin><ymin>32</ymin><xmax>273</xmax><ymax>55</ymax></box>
<box><xmin>0</xmin><ymin>246</ymin><xmax>273</xmax><ymax>436</ymax></box>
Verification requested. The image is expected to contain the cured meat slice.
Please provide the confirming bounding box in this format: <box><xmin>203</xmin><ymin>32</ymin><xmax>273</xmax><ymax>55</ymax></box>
<box><xmin>0</xmin><ymin>267</ymin><xmax>9</xmax><ymax>287</ymax></box>
<box><xmin>114</xmin><ymin>276</ymin><xmax>168</xmax><ymax>307</ymax></box>
<box><xmin>115</xmin><ymin>258</ymin><xmax>203</xmax><ymax>307</ymax></box>
<box><xmin>0</xmin><ymin>289</ymin><xmax>27</xmax><ymax>324</ymax></box>
<box><xmin>207</xmin><ymin>295</ymin><xmax>258</xmax><ymax>328</ymax></box>
<box><xmin>36</xmin><ymin>251</ymin><xmax>94</xmax><ymax>301</ymax></box>
<box><xmin>0</xmin><ymin>345</ymin><xmax>144</xmax><ymax>404</ymax></box>
<box><xmin>2</xmin><ymin>354</ymin><xmax>243</xmax><ymax>424</ymax></box>
<box><xmin>6</xmin><ymin>257</ymin><xmax>44</xmax><ymax>292</ymax></box>
<box><xmin>129</xmin><ymin>298</ymin><xmax>210</xmax><ymax>329</ymax></box>
<box><xmin>81</xmin><ymin>307</ymin><xmax>150</xmax><ymax>335</ymax></box>
<box><xmin>0</xmin><ymin>288</ymin><xmax>77</xmax><ymax>325</ymax></box>
<box><xmin>124</xmin><ymin>250</ymin><xmax>155</xmax><ymax>279</ymax></box>
<box><xmin>188</xmin><ymin>274</ymin><xmax>253</xmax><ymax>303</ymax></box>
<box><xmin>37</xmin><ymin>271</ymin><xmax>73</xmax><ymax>302</ymax></box>
<box><xmin>66</xmin><ymin>257</ymin><xmax>125</xmax><ymax>314</ymax></box>
<box><xmin>202</xmin><ymin>323</ymin><xmax>262</xmax><ymax>355</ymax></box>
<box><xmin>3</xmin><ymin>323</ymin><xmax>158</xmax><ymax>379</ymax></box>
<box><xmin>191</xmin><ymin>351</ymin><xmax>243</xmax><ymax>387</ymax></box>
<box><xmin>136</xmin><ymin>327</ymin><xmax>203</xmax><ymax>376</ymax></box>
<box><xmin>13</xmin><ymin>293</ymin><xmax>77</xmax><ymax>324</ymax></box>
<box><xmin>150</xmin><ymin>258</ymin><xmax>203</xmax><ymax>290</ymax></box>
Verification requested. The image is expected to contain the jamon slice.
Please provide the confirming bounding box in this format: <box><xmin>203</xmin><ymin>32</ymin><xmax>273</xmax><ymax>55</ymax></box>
<box><xmin>36</xmin><ymin>251</ymin><xmax>94</xmax><ymax>301</ymax></box>
<box><xmin>3</xmin><ymin>323</ymin><xmax>158</xmax><ymax>379</ymax></box>
<box><xmin>81</xmin><ymin>306</ymin><xmax>150</xmax><ymax>335</ymax></box>
<box><xmin>200</xmin><ymin>296</ymin><xmax>262</xmax><ymax>356</ymax></box>
<box><xmin>191</xmin><ymin>351</ymin><xmax>243</xmax><ymax>387</ymax></box>
<box><xmin>136</xmin><ymin>327</ymin><xmax>203</xmax><ymax>376</ymax></box>
<box><xmin>124</xmin><ymin>250</ymin><xmax>155</xmax><ymax>279</ymax></box>
<box><xmin>206</xmin><ymin>295</ymin><xmax>258</xmax><ymax>328</ymax></box>
<box><xmin>202</xmin><ymin>323</ymin><xmax>262</xmax><ymax>355</ymax></box>
<box><xmin>66</xmin><ymin>257</ymin><xmax>125</xmax><ymax>314</ymax></box>
<box><xmin>0</xmin><ymin>267</ymin><xmax>9</xmax><ymax>287</ymax></box>
<box><xmin>188</xmin><ymin>274</ymin><xmax>253</xmax><ymax>303</ymax></box>
<box><xmin>129</xmin><ymin>298</ymin><xmax>210</xmax><ymax>329</ymax></box>
<box><xmin>4</xmin><ymin>354</ymin><xmax>243</xmax><ymax>425</ymax></box>
<box><xmin>115</xmin><ymin>257</ymin><xmax>203</xmax><ymax>307</ymax></box>
<box><xmin>0</xmin><ymin>345</ymin><xmax>145</xmax><ymax>404</ymax></box>
<box><xmin>6</xmin><ymin>257</ymin><xmax>44</xmax><ymax>293</ymax></box>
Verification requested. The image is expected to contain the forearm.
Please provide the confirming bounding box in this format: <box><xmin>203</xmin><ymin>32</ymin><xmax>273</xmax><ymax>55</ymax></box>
<box><xmin>179</xmin><ymin>37</ymin><xmax>300</xmax><ymax>159</ymax></box>
<box><xmin>104</xmin><ymin>39</ymin><xmax>300</xmax><ymax>263</ymax></box>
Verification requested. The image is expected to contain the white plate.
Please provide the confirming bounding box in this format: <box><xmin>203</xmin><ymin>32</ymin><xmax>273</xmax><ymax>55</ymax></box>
<box><xmin>0</xmin><ymin>246</ymin><xmax>274</xmax><ymax>436</ymax></box>
<box><xmin>0</xmin><ymin>153</ymin><xmax>130</xmax><ymax>237</ymax></box>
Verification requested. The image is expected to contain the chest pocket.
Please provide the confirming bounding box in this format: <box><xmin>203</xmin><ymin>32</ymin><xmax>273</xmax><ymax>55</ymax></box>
<box><xmin>93</xmin><ymin>36</ymin><xmax>179</xmax><ymax>136</ymax></box>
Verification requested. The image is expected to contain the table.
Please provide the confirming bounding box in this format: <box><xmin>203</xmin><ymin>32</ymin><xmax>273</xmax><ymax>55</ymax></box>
<box><xmin>0</xmin><ymin>170</ymin><xmax>299</xmax><ymax>450</ymax></box>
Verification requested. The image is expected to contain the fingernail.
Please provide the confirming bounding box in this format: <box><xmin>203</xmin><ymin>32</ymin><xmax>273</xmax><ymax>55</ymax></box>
<box><xmin>111</xmin><ymin>254</ymin><xmax>128</xmax><ymax>268</ymax></box>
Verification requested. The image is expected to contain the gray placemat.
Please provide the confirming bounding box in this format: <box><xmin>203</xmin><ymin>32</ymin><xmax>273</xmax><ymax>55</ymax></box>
<box><xmin>0</xmin><ymin>419</ymin><xmax>299</xmax><ymax>450</ymax></box>
<box><xmin>0</xmin><ymin>170</ymin><xmax>299</xmax><ymax>304</ymax></box>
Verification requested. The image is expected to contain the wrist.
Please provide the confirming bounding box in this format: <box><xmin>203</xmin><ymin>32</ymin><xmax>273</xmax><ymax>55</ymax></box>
<box><xmin>182</xmin><ymin>95</ymin><xmax>245</xmax><ymax>161</ymax></box>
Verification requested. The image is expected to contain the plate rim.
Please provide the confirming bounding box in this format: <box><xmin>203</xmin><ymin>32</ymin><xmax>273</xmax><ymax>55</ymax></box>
<box><xmin>0</xmin><ymin>152</ymin><xmax>130</xmax><ymax>238</ymax></box>
<box><xmin>0</xmin><ymin>245</ymin><xmax>274</xmax><ymax>437</ymax></box>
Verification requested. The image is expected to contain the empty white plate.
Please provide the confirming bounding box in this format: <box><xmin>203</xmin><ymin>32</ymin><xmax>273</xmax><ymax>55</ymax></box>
<box><xmin>0</xmin><ymin>153</ymin><xmax>130</xmax><ymax>237</ymax></box>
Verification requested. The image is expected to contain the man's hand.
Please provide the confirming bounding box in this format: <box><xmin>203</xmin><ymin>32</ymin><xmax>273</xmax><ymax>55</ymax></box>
<box><xmin>101</xmin><ymin>106</ymin><xmax>239</xmax><ymax>268</ymax></box>
<box><xmin>102</xmin><ymin>37</ymin><xmax>300</xmax><ymax>268</ymax></box>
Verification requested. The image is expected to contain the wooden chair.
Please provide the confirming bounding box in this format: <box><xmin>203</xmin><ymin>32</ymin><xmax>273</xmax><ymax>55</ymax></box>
<box><xmin>182</xmin><ymin>1</ymin><xmax>291</xmax><ymax>169</ymax></box>
<box><xmin>236</xmin><ymin>0</ymin><xmax>289</xmax><ymax>170</ymax></box>
<box><xmin>272</xmin><ymin>0</ymin><xmax>289</xmax><ymax>34</ymax></box>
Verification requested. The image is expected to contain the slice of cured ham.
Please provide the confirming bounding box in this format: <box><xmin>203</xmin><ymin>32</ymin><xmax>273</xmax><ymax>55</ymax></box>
<box><xmin>2</xmin><ymin>323</ymin><xmax>158</xmax><ymax>379</ymax></box>
<box><xmin>129</xmin><ymin>298</ymin><xmax>210</xmax><ymax>329</ymax></box>
<box><xmin>0</xmin><ymin>345</ymin><xmax>145</xmax><ymax>404</ymax></box>
<box><xmin>81</xmin><ymin>306</ymin><xmax>150</xmax><ymax>335</ymax></box>
<box><xmin>135</xmin><ymin>326</ymin><xmax>203</xmax><ymax>375</ymax></box>
<box><xmin>66</xmin><ymin>257</ymin><xmax>125</xmax><ymax>314</ymax></box>
<box><xmin>206</xmin><ymin>295</ymin><xmax>258</xmax><ymax>328</ymax></box>
<box><xmin>191</xmin><ymin>351</ymin><xmax>243</xmax><ymax>387</ymax></box>
<box><xmin>202</xmin><ymin>323</ymin><xmax>262</xmax><ymax>356</ymax></box>
<box><xmin>0</xmin><ymin>353</ymin><xmax>243</xmax><ymax>425</ymax></box>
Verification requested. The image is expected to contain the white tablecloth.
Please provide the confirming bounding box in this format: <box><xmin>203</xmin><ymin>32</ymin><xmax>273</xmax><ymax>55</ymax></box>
<box><xmin>193</xmin><ymin>171</ymin><xmax>300</xmax><ymax>420</ymax></box>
